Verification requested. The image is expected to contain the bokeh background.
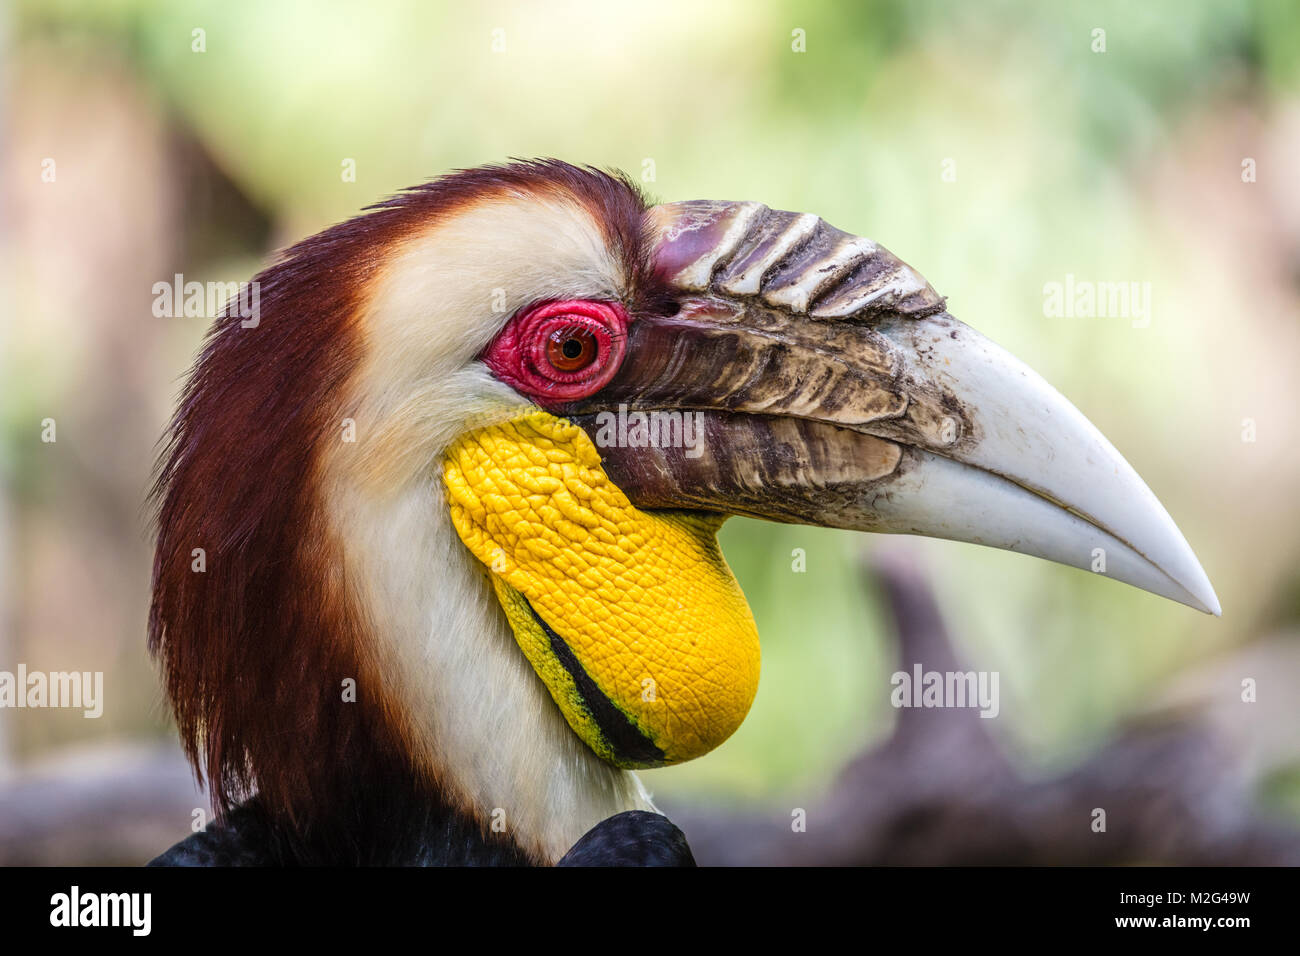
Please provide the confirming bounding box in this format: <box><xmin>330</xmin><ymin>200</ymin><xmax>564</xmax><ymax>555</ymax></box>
<box><xmin>3</xmin><ymin>0</ymin><xmax>1299</xmax><ymax>862</ymax></box>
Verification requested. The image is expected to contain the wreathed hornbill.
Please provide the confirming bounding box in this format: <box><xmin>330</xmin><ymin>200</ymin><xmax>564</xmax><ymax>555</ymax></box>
<box><xmin>148</xmin><ymin>159</ymin><xmax>1218</xmax><ymax>867</ymax></box>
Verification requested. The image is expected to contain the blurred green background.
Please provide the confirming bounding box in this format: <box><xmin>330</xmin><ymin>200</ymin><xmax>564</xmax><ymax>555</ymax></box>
<box><xmin>3</xmin><ymin>0</ymin><xmax>1299</xmax><ymax>829</ymax></box>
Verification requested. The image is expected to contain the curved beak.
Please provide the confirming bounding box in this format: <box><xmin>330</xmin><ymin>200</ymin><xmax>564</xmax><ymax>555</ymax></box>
<box><xmin>566</xmin><ymin>200</ymin><xmax>1220</xmax><ymax>616</ymax></box>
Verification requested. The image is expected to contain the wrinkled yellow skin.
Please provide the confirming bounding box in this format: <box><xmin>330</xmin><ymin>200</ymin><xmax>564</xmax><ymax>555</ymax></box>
<box><xmin>442</xmin><ymin>411</ymin><xmax>760</xmax><ymax>768</ymax></box>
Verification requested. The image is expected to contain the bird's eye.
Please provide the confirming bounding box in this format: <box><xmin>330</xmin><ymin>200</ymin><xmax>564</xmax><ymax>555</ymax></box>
<box><xmin>546</xmin><ymin>327</ymin><xmax>598</xmax><ymax>372</ymax></box>
<box><xmin>481</xmin><ymin>299</ymin><xmax>629</xmax><ymax>403</ymax></box>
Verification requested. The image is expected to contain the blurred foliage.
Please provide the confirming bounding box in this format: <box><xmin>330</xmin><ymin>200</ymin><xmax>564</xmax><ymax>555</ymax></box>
<box><xmin>1260</xmin><ymin>764</ymin><xmax>1300</xmax><ymax>820</ymax></box>
<box><xmin>5</xmin><ymin>0</ymin><xmax>1300</xmax><ymax>808</ymax></box>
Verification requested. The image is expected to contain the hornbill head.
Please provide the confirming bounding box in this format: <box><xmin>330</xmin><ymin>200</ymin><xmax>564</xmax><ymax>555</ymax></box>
<box><xmin>151</xmin><ymin>160</ymin><xmax>1218</xmax><ymax>864</ymax></box>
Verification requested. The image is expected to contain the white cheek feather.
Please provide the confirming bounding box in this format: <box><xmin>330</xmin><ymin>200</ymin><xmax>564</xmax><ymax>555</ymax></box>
<box><xmin>319</xmin><ymin>191</ymin><xmax>655</xmax><ymax>863</ymax></box>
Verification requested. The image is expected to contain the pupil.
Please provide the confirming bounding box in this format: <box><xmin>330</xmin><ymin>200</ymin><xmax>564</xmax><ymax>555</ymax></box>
<box><xmin>562</xmin><ymin>338</ymin><xmax>583</xmax><ymax>359</ymax></box>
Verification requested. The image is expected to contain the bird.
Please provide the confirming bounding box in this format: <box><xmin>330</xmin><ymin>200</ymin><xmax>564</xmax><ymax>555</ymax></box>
<box><xmin>146</xmin><ymin>159</ymin><xmax>1219</xmax><ymax>866</ymax></box>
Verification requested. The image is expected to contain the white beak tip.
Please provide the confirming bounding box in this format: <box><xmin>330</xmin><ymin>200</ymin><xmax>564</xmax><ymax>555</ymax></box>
<box><xmin>1192</xmin><ymin>585</ymin><xmax>1222</xmax><ymax>618</ymax></box>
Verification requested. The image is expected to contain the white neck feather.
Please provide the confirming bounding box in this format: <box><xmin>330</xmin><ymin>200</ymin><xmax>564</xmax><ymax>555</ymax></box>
<box><xmin>326</xmin><ymin>464</ymin><xmax>654</xmax><ymax>863</ymax></box>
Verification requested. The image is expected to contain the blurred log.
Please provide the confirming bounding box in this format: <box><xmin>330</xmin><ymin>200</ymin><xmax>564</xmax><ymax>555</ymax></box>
<box><xmin>667</xmin><ymin>548</ymin><xmax>1300</xmax><ymax>865</ymax></box>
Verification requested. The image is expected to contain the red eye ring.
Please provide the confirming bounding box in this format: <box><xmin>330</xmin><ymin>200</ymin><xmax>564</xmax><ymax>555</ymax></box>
<box><xmin>482</xmin><ymin>299</ymin><xmax>628</xmax><ymax>402</ymax></box>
